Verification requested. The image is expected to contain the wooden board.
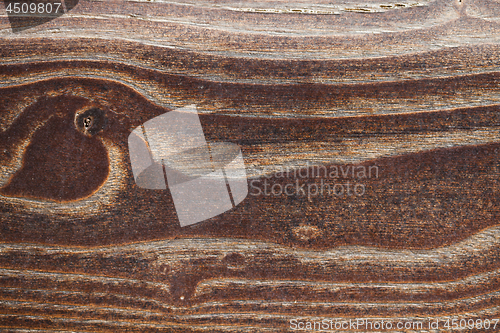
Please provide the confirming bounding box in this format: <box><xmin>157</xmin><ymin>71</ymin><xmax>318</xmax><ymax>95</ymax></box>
<box><xmin>1</xmin><ymin>0</ymin><xmax>500</xmax><ymax>331</ymax></box>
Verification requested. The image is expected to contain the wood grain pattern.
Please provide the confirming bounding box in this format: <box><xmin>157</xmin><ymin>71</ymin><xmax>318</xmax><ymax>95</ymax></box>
<box><xmin>1</xmin><ymin>0</ymin><xmax>500</xmax><ymax>331</ymax></box>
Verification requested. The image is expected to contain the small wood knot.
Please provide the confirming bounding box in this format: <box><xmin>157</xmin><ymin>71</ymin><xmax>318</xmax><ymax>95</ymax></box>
<box><xmin>222</xmin><ymin>252</ymin><xmax>246</xmax><ymax>268</ymax></box>
<box><xmin>291</xmin><ymin>225</ymin><xmax>322</xmax><ymax>242</ymax></box>
<box><xmin>75</xmin><ymin>108</ymin><xmax>107</xmax><ymax>136</ymax></box>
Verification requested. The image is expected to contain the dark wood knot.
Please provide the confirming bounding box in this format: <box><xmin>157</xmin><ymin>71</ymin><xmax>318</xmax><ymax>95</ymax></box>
<box><xmin>75</xmin><ymin>107</ymin><xmax>107</xmax><ymax>136</ymax></box>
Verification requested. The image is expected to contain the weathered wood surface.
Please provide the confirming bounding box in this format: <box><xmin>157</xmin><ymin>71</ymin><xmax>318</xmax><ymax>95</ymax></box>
<box><xmin>1</xmin><ymin>0</ymin><xmax>500</xmax><ymax>331</ymax></box>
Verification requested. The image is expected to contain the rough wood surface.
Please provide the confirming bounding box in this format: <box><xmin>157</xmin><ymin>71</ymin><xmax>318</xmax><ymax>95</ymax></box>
<box><xmin>1</xmin><ymin>0</ymin><xmax>500</xmax><ymax>331</ymax></box>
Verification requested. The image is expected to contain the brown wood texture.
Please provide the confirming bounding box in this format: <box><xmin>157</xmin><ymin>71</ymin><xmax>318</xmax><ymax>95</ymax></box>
<box><xmin>1</xmin><ymin>0</ymin><xmax>500</xmax><ymax>331</ymax></box>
